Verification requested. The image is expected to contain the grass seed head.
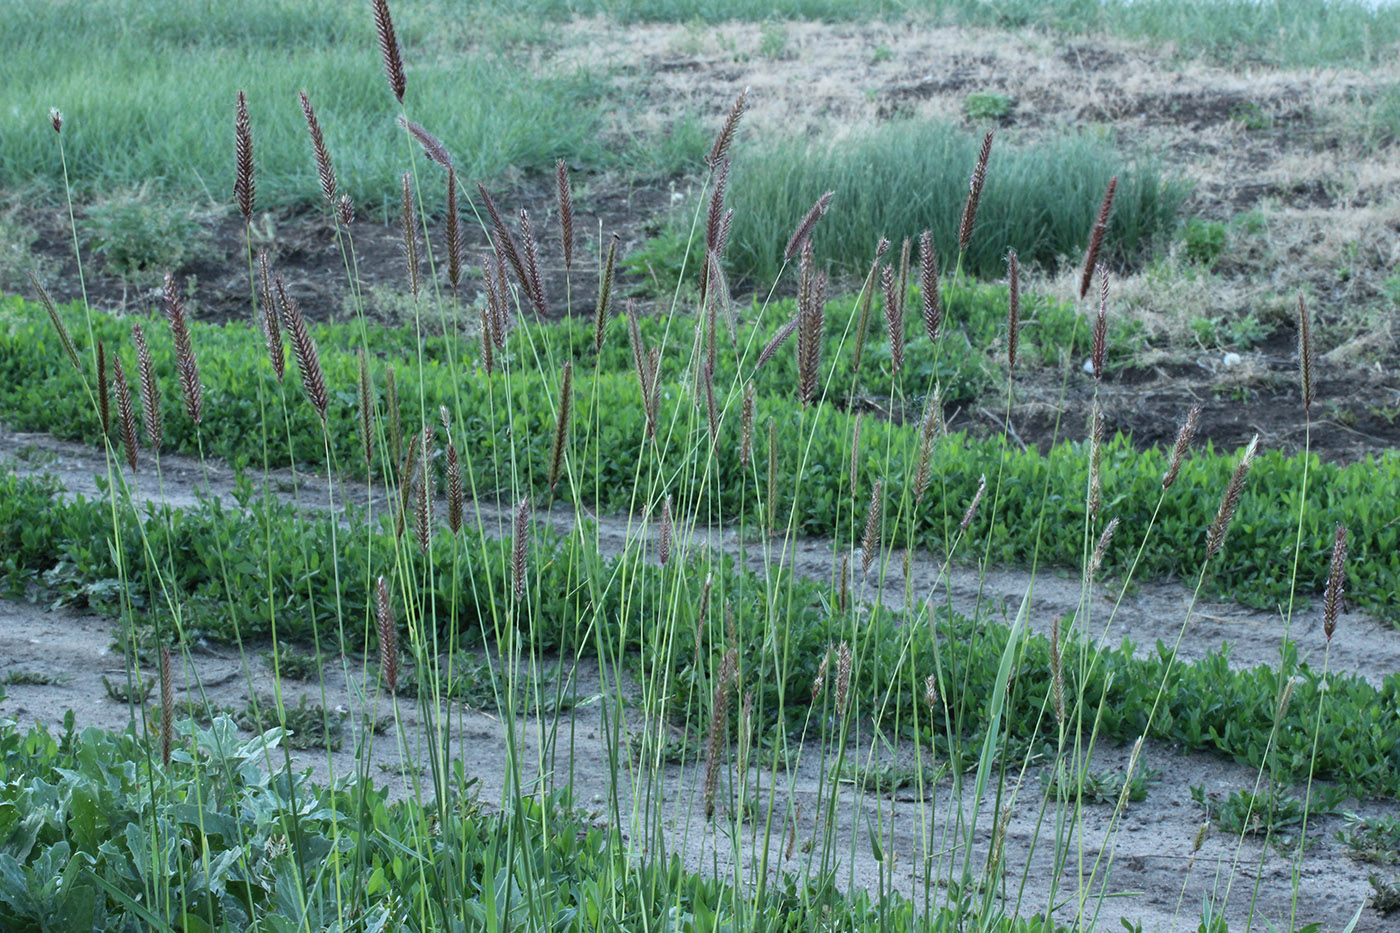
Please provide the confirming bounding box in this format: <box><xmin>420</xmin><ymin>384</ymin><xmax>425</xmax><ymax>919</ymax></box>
<box><xmin>861</xmin><ymin>479</ymin><xmax>882</xmax><ymax>577</ymax></box>
<box><xmin>707</xmin><ymin>86</ymin><xmax>747</xmax><ymax>169</ymax></box>
<box><xmin>881</xmin><ymin>263</ymin><xmax>904</xmax><ymax>375</ymax></box>
<box><xmin>358</xmin><ymin>350</ymin><xmax>373</xmax><ymax>469</ymax></box>
<box><xmin>336</xmin><ymin>194</ymin><xmax>354</xmax><ymax>227</ymax></box>
<box><xmin>740</xmin><ymin>382</ymin><xmax>755</xmax><ymax>464</ymax></box>
<box><xmin>1088</xmin><ymin>516</ymin><xmax>1120</xmax><ymax>580</ymax></box>
<box><xmin>376</xmin><ymin>576</ymin><xmax>399</xmax><ymax>695</ymax></box>
<box><xmin>1007</xmin><ymin>249</ymin><xmax>1021</xmax><ymax>370</ymax></box>
<box><xmin>920</xmin><ymin>229</ymin><xmax>943</xmax><ymax>344</ymax></box>
<box><xmin>257</xmin><ymin>251</ymin><xmax>284</xmax><ymax>382</ymax></box>
<box><xmin>556</xmin><ymin>158</ymin><xmax>574</xmax><ymax>271</ymax></box>
<box><xmin>373</xmin><ymin>0</ymin><xmax>407</xmax><ymax>103</ymax></box>
<box><xmin>849</xmin><ymin>411</ymin><xmax>863</xmax><ymax>494</ymax></box>
<box><xmin>275</xmin><ymin>275</ymin><xmax>328</xmax><ymax>422</ymax></box>
<box><xmin>1205</xmin><ymin>434</ymin><xmax>1259</xmax><ymax>559</ymax></box>
<box><xmin>957</xmin><ymin>130</ymin><xmax>994</xmax><ymax>255</ymax></box>
<box><xmin>112</xmin><ymin>354</ymin><xmax>138</xmax><ymax>470</ymax></box>
<box><xmin>1092</xmin><ymin>264</ymin><xmax>1109</xmax><ymax>381</ymax></box>
<box><xmin>49</xmin><ymin>107</ymin><xmax>62</xmax><ymax>133</ymax></box>
<box><xmin>658</xmin><ymin>494</ymin><xmax>673</xmax><ymax>567</ymax></box>
<box><xmin>784</xmin><ymin>189</ymin><xmax>834</xmax><ymax>262</ymax></box>
<box><xmin>131</xmin><ymin>323</ymin><xmax>161</xmax><ymax>454</ymax></box>
<box><xmin>1297</xmin><ymin>292</ymin><xmax>1315</xmax><ymax>411</ymax></box>
<box><xmin>1050</xmin><ymin>615</ymin><xmax>1065</xmax><ymax>729</ymax></box>
<box><xmin>1079</xmin><ymin>175</ymin><xmax>1117</xmax><ymax>299</ymax></box>
<box><xmin>835</xmin><ymin>641</ymin><xmax>852</xmax><ymax>714</ymax></box>
<box><xmin>159</xmin><ymin>645</ymin><xmax>173</xmax><ymax>767</ymax></box>
<box><xmin>445</xmin><ymin>168</ymin><xmax>461</xmax><ymax>293</ymax></box>
<box><xmin>298</xmin><ymin>90</ymin><xmax>337</xmax><ymax>203</ymax></box>
<box><xmin>234</xmin><ymin>90</ymin><xmax>254</xmax><ymax>223</ymax></box>
<box><xmin>594</xmin><ymin>235</ymin><xmax>619</xmax><ymax>353</ymax></box>
<box><xmin>398</xmin><ymin>116</ymin><xmax>452</xmax><ymax>169</ymax></box>
<box><xmin>1088</xmin><ymin>403</ymin><xmax>1103</xmax><ymax>522</ymax></box>
<box><xmin>519</xmin><ymin>207</ymin><xmax>546</xmax><ymax>316</ymax></box>
<box><xmin>1163</xmin><ymin>404</ymin><xmax>1201</xmax><ymax>490</ymax></box>
<box><xmin>400</xmin><ymin>172</ymin><xmax>420</xmax><ymax>299</ymax></box>
<box><xmin>163</xmin><ymin>273</ymin><xmax>202</xmax><ymax>426</ymax></box>
<box><xmin>477</xmin><ymin>183</ymin><xmax>527</xmax><ymax>296</ymax></box>
<box><xmin>28</xmin><ymin>270</ymin><xmax>80</xmax><ymax>370</ymax></box>
<box><xmin>1323</xmin><ymin>523</ymin><xmax>1348</xmax><ymax>641</ymax></box>
<box><xmin>512</xmin><ymin>498</ymin><xmax>529</xmax><ymax>602</ymax></box>
<box><xmin>961</xmin><ymin>473</ymin><xmax>987</xmax><ymax>532</ymax></box>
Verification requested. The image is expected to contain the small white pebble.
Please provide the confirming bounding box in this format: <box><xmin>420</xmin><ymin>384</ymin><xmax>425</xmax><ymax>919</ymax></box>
<box><xmin>1082</xmin><ymin>357</ymin><xmax>1094</xmax><ymax>374</ymax></box>
<box><xmin>1222</xmin><ymin>352</ymin><xmax>1243</xmax><ymax>368</ymax></box>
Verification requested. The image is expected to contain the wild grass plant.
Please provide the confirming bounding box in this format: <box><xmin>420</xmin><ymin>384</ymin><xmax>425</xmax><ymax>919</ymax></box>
<box><xmin>3</xmin><ymin>4</ymin><xmax>1387</xmax><ymax>930</ymax></box>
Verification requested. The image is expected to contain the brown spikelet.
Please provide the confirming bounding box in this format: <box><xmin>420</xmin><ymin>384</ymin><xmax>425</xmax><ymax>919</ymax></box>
<box><xmin>1323</xmin><ymin>523</ymin><xmax>1347</xmax><ymax>641</ymax></box>
<box><xmin>376</xmin><ymin>576</ymin><xmax>399</xmax><ymax>694</ymax></box>
<box><xmin>920</xmin><ymin>230</ymin><xmax>943</xmax><ymax>344</ymax></box>
<box><xmin>519</xmin><ymin>208</ymin><xmax>546</xmax><ymax>316</ymax></box>
<box><xmin>704</xmin><ymin>159</ymin><xmax>730</xmax><ymax>264</ymax></box>
<box><xmin>444</xmin><ymin>168</ymin><xmax>462</xmax><ymax>294</ymax></box>
<box><xmin>298</xmin><ymin>91</ymin><xmax>337</xmax><ymax>203</ymax></box>
<box><xmin>961</xmin><ymin>474</ymin><xmax>987</xmax><ymax>532</ymax></box>
<box><xmin>835</xmin><ymin>642</ymin><xmax>852</xmax><ymax>714</ymax></box>
<box><xmin>658</xmin><ymin>495</ymin><xmax>674</xmax><ymax>567</ymax></box>
<box><xmin>373</xmin><ymin>0</ymin><xmax>406</xmax><ymax>103</ymax></box>
<box><xmin>1205</xmin><ymin>435</ymin><xmax>1259</xmax><ymax>559</ymax></box>
<box><xmin>414</xmin><ymin>432</ymin><xmax>432</xmax><ymax>554</ymax></box>
<box><xmin>924</xmin><ymin>674</ymin><xmax>939</xmax><ymax>715</ymax></box>
<box><xmin>113</xmin><ymin>355</ymin><xmax>138</xmax><ymax>470</ymax></box>
<box><xmin>440</xmin><ymin>406</ymin><xmax>463</xmax><ymax>535</ymax></box>
<box><xmin>594</xmin><ymin>234</ymin><xmax>618</xmax><ymax>352</ymax></box>
<box><xmin>385</xmin><ymin>366</ymin><xmax>402</xmax><ymax>468</ymax></box>
<box><xmin>97</xmin><ymin>341</ymin><xmax>110</xmax><ymax>437</ymax></box>
<box><xmin>626</xmin><ymin>300</ymin><xmax>646</xmax><ymax>383</ymax></box>
<box><xmin>1162</xmin><ymin>405</ymin><xmax>1201</xmax><ymax>490</ymax></box>
<box><xmin>861</xmin><ymin>479</ymin><xmax>882</xmax><ymax>577</ymax></box>
<box><xmin>512</xmin><ymin>498</ymin><xmax>530</xmax><ymax>602</ymax></box>
<box><xmin>257</xmin><ymin>251</ymin><xmax>284</xmax><ymax>382</ymax></box>
<box><xmin>399</xmin><ymin>172</ymin><xmax>420</xmax><ymax>299</ymax></box>
<box><xmin>1079</xmin><ymin>176</ymin><xmax>1117</xmax><ymax>299</ymax></box>
<box><xmin>275</xmin><ymin>275</ymin><xmax>328</xmax><ymax>421</ymax></box>
<box><xmin>556</xmin><ymin>159</ymin><xmax>574</xmax><ymax>272</ymax></box>
<box><xmin>1297</xmin><ymin>293</ymin><xmax>1315</xmax><ymax>411</ymax></box>
<box><xmin>757</xmin><ymin>316</ymin><xmax>799</xmax><ymax>370</ymax></box>
<box><xmin>131</xmin><ymin>324</ymin><xmax>162</xmax><ymax>454</ymax></box>
<box><xmin>398</xmin><ymin>116</ymin><xmax>452</xmax><ymax>169</ymax></box>
<box><xmin>476</xmin><ymin>183</ymin><xmax>527</xmax><ymax>295</ymax></box>
<box><xmin>740</xmin><ymin>382</ymin><xmax>755</xmax><ymax>463</ymax></box>
<box><xmin>958</xmin><ymin>130</ymin><xmax>993</xmax><ymax>255</ymax></box>
<box><xmin>784</xmin><ymin>190</ymin><xmax>834</xmax><ymax>261</ymax></box>
<box><xmin>1088</xmin><ymin>516</ymin><xmax>1119</xmax><ymax>580</ymax></box>
<box><xmin>1092</xmin><ymin>265</ymin><xmax>1108</xmax><ymax>381</ymax></box>
<box><xmin>1049</xmin><ymin>615</ymin><xmax>1065</xmax><ymax>729</ymax></box>
<box><xmin>1006</xmin><ymin>249</ymin><xmax>1021</xmax><ymax>370</ymax></box>
<box><xmin>234</xmin><ymin>91</ymin><xmax>254</xmax><ymax>223</ymax></box>
<box><xmin>849</xmin><ymin>412</ymin><xmax>863</xmax><ymax>493</ymax></box>
<box><xmin>28</xmin><ymin>270</ymin><xmax>80</xmax><ymax>370</ymax></box>
<box><xmin>913</xmin><ymin>390</ymin><xmax>942</xmax><ymax>504</ymax></box>
<box><xmin>159</xmin><ymin>644</ymin><xmax>173</xmax><ymax>767</ymax></box>
<box><xmin>337</xmin><ymin>194</ymin><xmax>354</xmax><ymax>227</ymax></box>
<box><xmin>358</xmin><ymin>350</ymin><xmax>373</xmax><ymax>470</ymax></box>
<box><xmin>49</xmin><ymin>107</ymin><xmax>62</xmax><ymax>134</ymax></box>
<box><xmin>1087</xmin><ymin>403</ymin><xmax>1103</xmax><ymax>522</ymax></box>
<box><xmin>881</xmin><ymin>264</ymin><xmax>904</xmax><ymax>375</ymax></box>
<box><xmin>702</xmin><ymin>648</ymin><xmax>738</xmax><ymax>819</ymax></box>
<box><xmin>812</xmin><ymin>646</ymin><xmax>831</xmax><ymax>702</ymax></box>
<box><xmin>850</xmin><ymin>240</ymin><xmax>887</xmax><ymax>377</ymax></box>
<box><xmin>836</xmin><ymin>555</ymin><xmax>850</xmax><ymax>614</ymax></box>
<box><xmin>549</xmin><ymin>360</ymin><xmax>574</xmax><ymax>491</ymax></box>
<box><xmin>707</xmin><ymin>87</ymin><xmax>748</xmax><ymax>169</ymax></box>
<box><xmin>796</xmin><ymin>244</ymin><xmax>824</xmax><ymax>407</ymax></box>
<box><xmin>163</xmin><ymin>273</ymin><xmax>202</xmax><ymax>426</ymax></box>
<box><xmin>896</xmin><ymin>237</ymin><xmax>911</xmax><ymax>326</ymax></box>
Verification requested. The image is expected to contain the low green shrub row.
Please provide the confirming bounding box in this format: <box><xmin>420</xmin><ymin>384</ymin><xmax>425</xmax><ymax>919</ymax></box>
<box><xmin>3</xmin><ymin>468</ymin><xmax>1396</xmax><ymax>799</ymax></box>
<box><xmin>2</xmin><ymin>297</ymin><xmax>1393</xmax><ymax>622</ymax></box>
<box><xmin>1</xmin><ymin>708</ymin><xmax>1079</xmax><ymax>932</ymax></box>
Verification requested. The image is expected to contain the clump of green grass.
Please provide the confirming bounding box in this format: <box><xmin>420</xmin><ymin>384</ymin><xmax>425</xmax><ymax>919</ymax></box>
<box><xmin>725</xmin><ymin>120</ymin><xmax>1187</xmax><ymax>283</ymax></box>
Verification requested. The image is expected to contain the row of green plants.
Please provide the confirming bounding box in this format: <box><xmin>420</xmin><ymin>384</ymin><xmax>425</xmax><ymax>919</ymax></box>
<box><xmin>2</xmin><ymin>704</ymin><xmax>1084</xmax><ymax>931</ymax></box>
<box><xmin>6</xmin><ymin>294</ymin><xmax>1399</xmax><ymax>622</ymax></box>
<box><xmin>3</xmin><ymin>464</ymin><xmax>1396</xmax><ymax>801</ymax></box>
